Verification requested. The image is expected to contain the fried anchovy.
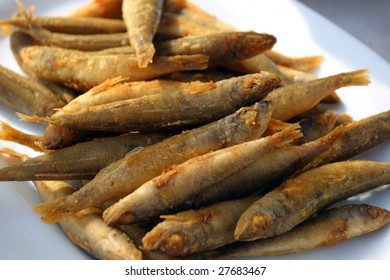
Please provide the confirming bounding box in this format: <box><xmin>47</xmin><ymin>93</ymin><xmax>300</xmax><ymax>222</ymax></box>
<box><xmin>18</xmin><ymin>45</ymin><xmax>209</xmax><ymax>91</ymax></box>
<box><xmin>142</xmin><ymin>196</ymin><xmax>259</xmax><ymax>257</ymax></box>
<box><xmin>235</xmin><ymin>160</ymin><xmax>390</xmax><ymax>241</ymax></box>
<box><xmin>0</xmin><ymin>64</ymin><xmax>68</xmax><ymax>116</ymax></box>
<box><xmin>299</xmin><ymin>109</ymin><xmax>390</xmax><ymax>172</ymax></box>
<box><xmin>22</xmin><ymin>73</ymin><xmax>280</xmax><ymax>132</ymax></box>
<box><xmin>0</xmin><ymin>132</ymin><xmax>169</xmax><ymax>181</ymax></box>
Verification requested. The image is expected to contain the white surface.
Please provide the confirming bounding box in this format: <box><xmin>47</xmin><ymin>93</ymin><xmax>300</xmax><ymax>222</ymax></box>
<box><xmin>0</xmin><ymin>0</ymin><xmax>389</xmax><ymax>260</ymax></box>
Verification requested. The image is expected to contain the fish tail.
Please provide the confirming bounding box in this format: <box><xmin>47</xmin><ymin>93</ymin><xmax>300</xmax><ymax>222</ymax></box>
<box><xmin>33</xmin><ymin>197</ymin><xmax>73</xmax><ymax>224</ymax></box>
<box><xmin>347</xmin><ymin>69</ymin><xmax>370</xmax><ymax>86</ymax></box>
<box><xmin>15</xmin><ymin>0</ymin><xmax>35</xmax><ymax>29</ymax></box>
<box><xmin>272</xmin><ymin>122</ymin><xmax>303</xmax><ymax>147</ymax></box>
<box><xmin>264</xmin><ymin>119</ymin><xmax>294</xmax><ymax>135</ymax></box>
<box><xmin>298</xmin><ymin>55</ymin><xmax>324</xmax><ymax>71</ymax></box>
<box><xmin>16</xmin><ymin>112</ymin><xmax>49</xmax><ymax>123</ymax></box>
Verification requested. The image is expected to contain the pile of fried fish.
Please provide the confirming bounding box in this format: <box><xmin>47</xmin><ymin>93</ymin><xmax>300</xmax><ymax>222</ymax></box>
<box><xmin>0</xmin><ymin>0</ymin><xmax>389</xmax><ymax>260</ymax></box>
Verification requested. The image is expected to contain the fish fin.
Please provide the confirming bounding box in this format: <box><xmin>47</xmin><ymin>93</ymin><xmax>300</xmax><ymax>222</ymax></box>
<box><xmin>294</xmin><ymin>55</ymin><xmax>324</xmax><ymax>71</ymax></box>
<box><xmin>273</xmin><ymin>122</ymin><xmax>303</xmax><ymax>147</ymax></box>
<box><xmin>266</xmin><ymin>119</ymin><xmax>294</xmax><ymax>134</ymax></box>
<box><xmin>0</xmin><ymin>147</ymin><xmax>29</xmax><ymax>164</ymax></box>
<box><xmin>89</xmin><ymin>76</ymin><xmax>129</xmax><ymax>96</ymax></box>
<box><xmin>189</xmin><ymin>81</ymin><xmax>216</xmax><ymax>94</ymax></box>
<box><xmin>16</xmin><ymin>112</ymin><xmax>49</xmax><ymax>123</ymax></box>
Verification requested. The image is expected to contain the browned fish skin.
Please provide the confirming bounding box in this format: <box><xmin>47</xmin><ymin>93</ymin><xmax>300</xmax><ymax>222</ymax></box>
<box><xmin>90</xmin><ymin>31</ymin><xmax>276</xmax><ymax>63</ymax></box>
<box><xmin>21</xmin><ymin>28</ymin><xmax>131</xmax><ymax>52</ymax></box>
<box><xmin>102</xmin><ymin>124</ymin><xmax>301</xmax><ymax>225</ymax></box>
<box><xmin>41</xmin><ymin>125</ymin><xmax>81</xmax><ymax>150</ymax></box>
<box><xmin>0</xmin><ymin>64</ymin><xmax>67</xmax><ymax>117</ymax></box>
<box><xmin>35</xmin><ymin>180</ymin><xmax>143</xmax><ymax>260</ymax></box>
<box><xmin>163</xmin><ymin>69</ymin><xmax>235</xmax><ymax>83</ymax></box>
<box><xmin>157</xmin><ymin>12</ymin><xmax>220</xmax><ymax>38</ymax></box>
<box><xmin>69</xmin><ymin>0</ymin><xmax>123</xmax><ymax>19</ymax></box>
<box><xmin>277</xmin><ymin>65</ymin><xmax>342</xmax><ymax>106</ymax></box>
<box><xmin>1</xmin><ymin>8</ymin><xmax>224</xmax><ymax>40</ymax></box>
<box><xmin>9</xmin><ymin>31</ymin><xmax>38</xmax><ymax>75</ymax></box>
<box><xmin>156</xmin><ymin>31</ymin><xmax>276</xmax><ymax>66</ymax></box>
<box><xmin>120</xmin><ymin>223</ymin><xmax>177</xmax><ymax>260</ymax></box>
<box><xmin>189</xmin><ymin>125</ymin><xmax>340</xmax><ymax>209</ymax></box>
<box><xmin>142</xmin><ymin>196</ymin><xmax>259</xmax><ymax>257</ymax></box>
<box><xmin>52</xmin><ymin>78</ymin><xmax>216</xmax><ymax>116</ymax></box>
<box><xmin>18</xmin><ymin>45</ymin><xmax>209</xmax><ymax>91</ymax></box>
<box><xmin>12</xmin><ymin>1</ymin><xmax>126</xmax><ymax>52</ymax></box>
<box><xmin>122</xmin><ymin>0</ymin><xmax>164</xmax><ymax>67</ymax></box>
<box><xmin>57</xmin><ymin>206</ymin><xmax>143</xmax><ymax>260</ymax></box>
<box><xmin>235</xmin><ymin>160</ymin><xmax>390</xmax><ymax>241</ymax></box>
<box><xmin>157</xmin><ymin>0</ymin><xmax>293</xmax><ymax>84</ymax></box>
<box><xmin>264</xmin><ymin>50</ymin><xmax>324</xmax><ymax>72</ymax></box>
<box><xmin>291</xmin><ymin>110</ymin><xmax>343</xmax><ymax>144</ymax></box>
<box><xmin>39</xmin><ymin>77</ymin><xmax>146</xmax><ymax>149</ymax></box>
<box><xmin>33</xmin><ymin>102</ymin><xmax>274</xmax><ymax>224</ymax></box>
<box><xmin>1</xmin><ymin>15</ymin><xmax>127</xmax><ymax>34</ymax></box>
<box><xmin>0</xmin><ymin>132</ymin><xmax>169</xmax><ymax>181</ymax></box>
<box><xmin>67</xmin><ymin>0</ymin><xmax>189</xmax><ymax>20</ymax></box>
<box><xmin>40</xmin><ymin>78</ymin><xmax>195</xmax><ymax>149</ymax></box>
<box><xmin>6</xmin><ymin>31</ymin><xmax>79</xmax><ymax>150</ymax></box>
<box><xmin>226</xmin><ymin>55</ymin><xmax>294</xmax><ymax>85</ymax></box>
<box><xmin>177</xmin><ymin>0</ymin><xmax>233</xmax><ymax>31</ymax></box>
<box><xmin>0</xmin><ymin>122</ymin><xmax>44</xmax><ymax>152</ymax></box>
<box><xmin>300</xmin><ymin>110</ymin><xmax>390</xmax><ymax>172</ymax></box>
<box><xmin>265</xmin><ymin>69</ymin><xmax>370</xmax><ymax>121</ymax></box>
<box><xmin>202</xmin><ymin>204</ymin><xmax>390</xmax><ymax>259</ymax></box>
<box><xmin>31</xmin><ymin>73</ymin><xmax>280</xmax><ymax>132</ymax></box>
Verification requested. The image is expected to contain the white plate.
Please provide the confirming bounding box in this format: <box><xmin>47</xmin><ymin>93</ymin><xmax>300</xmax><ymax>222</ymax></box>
<box><xmin>0</xmin><ymin>0</ymin><xmax>389</xmax><ymax>260</ymax></box>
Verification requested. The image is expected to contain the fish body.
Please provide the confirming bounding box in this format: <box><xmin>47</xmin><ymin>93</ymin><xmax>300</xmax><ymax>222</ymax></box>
<box><xmin>34</xmin><ymin>73</ymin><xmax>280</xmax><ymax>132</ymax></box>
<box><xmin>0</xmin><ymin>65</ymin><xmax>67</xmax><ymax>116</ymax></box>
<box><xmin>142</xmin><ymin>196</ymin><xmax>259</xmax><ymax>257</ymax></box>
<box><xmin>0</xmin><ymin>132</ymin><xmax>169</xmax><ymax>181</ymax></box>
<box><xmin>19</xmin><ymin>45</ymin><xmax>209</xmax><ymax>91</ymax></box>
<box><xmin>235</xmin><ymin>160</ymin><xmax>390</xmax><ymax>241</ymax></box>
<box><xmin>265</xmin><ymin>69</ymin><xmax>370</xmax><ymax>121</ymax></box>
